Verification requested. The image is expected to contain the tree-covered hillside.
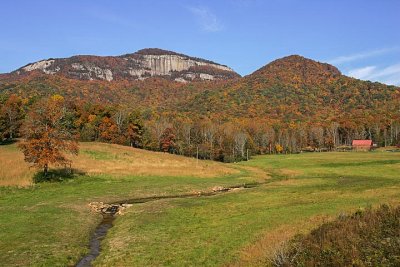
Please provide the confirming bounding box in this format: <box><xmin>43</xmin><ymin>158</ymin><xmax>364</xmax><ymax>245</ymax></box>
<box><xmin>1</xmin><ymin>55</ymin><xmax>399</xmax><ymax>161</ymax></box>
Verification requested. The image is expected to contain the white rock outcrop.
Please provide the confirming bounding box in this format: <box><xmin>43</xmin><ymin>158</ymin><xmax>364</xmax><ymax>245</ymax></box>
<box><xmin>22</xmin><ymin>60</ymin><xmax>57</xmax><ymax>74</ymax></box>
<box><xmin>137</xmin><ymin>54</ymin><xmax>233</xmax><ymax>76</ymax></box>
<box><xmin>15</xmin><ymin>49</ymin><xmax>238</xmax><ymax>82</ymax></box>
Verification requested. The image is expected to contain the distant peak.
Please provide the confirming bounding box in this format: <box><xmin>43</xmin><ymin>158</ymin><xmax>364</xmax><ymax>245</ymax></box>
<box><xmin>281</xmin><ymin>54</ymin><xmax>307</xmax><ymax>60</ymax></box>
<box><xmin>248</xmin><ymin>54</ymin><xmax>341</xmax><ymax>84</ymax></box>
<box><xmin>9</xmin><ymin>48</ymin><xmax>239</xmax><ymax>82</ymax></box>
<box><xmin>266</xmin><ymin>55</ymin><xmax>341</xmax><ymax>75</ymax></box>
<box><xmin>267</xmin><ymin>55</ymin><xmax>314</xmax><ymax>67</ymax></box>
<box><xmin>135</xmin><ymin>48</ymin><xmax>181</xmax><ymax>56</ymax></box>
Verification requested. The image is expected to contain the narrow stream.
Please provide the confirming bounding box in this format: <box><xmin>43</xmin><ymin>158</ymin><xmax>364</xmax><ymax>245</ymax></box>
<box><xmin>75</xmin><ymin>214</ymin><xmax>115</xmax><ymax>267</ymax></box>
<box><xmin>75</xmin><ymin>183</ymin><xmax>258</xmax><ymax>267</ymax></box>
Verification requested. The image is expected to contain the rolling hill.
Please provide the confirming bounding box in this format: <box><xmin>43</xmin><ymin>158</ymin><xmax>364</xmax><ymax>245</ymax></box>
<box><xmin>1</xmin><ymin>52</ymin><xmax>398</xmax><ymax>119</ymax></box>
<box><xmin>181</xmin><ymin>55</ymin><xmax>399</xmax><ymax>122</ymax></box>
<box><xmin>1</xmin><ymin>50</ymin><xmax>399</xmax><ymax>156</ymax></box>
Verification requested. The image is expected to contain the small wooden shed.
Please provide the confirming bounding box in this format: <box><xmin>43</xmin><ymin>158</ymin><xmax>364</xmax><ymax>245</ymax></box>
<box><xmin>352</xmin><ymin>140</ymin><xmax>373</xmax><ymax>151</ymax></box>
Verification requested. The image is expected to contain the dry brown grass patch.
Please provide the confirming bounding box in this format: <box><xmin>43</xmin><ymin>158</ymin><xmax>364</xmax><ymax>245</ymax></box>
<box><xmin>231</xmin><ymin>215</ymin><xmax>333</xmax><ymax>266</ymax></box>
<box><xmin>278</xmin><ymin>168</ymin><xmax>302</xmax><ymax>178</ymax></box>
<box><xmin>238</xmin><ymin>166</ymin><xmax>270</xmax><ymax>182</ymax></box>
<box><xmin>0</xmin><ymin>142</ymin><xmax>238</xmax><ymax>187</ymax></box>
<box><xmin>0</xmin><ymin>145</ymin><xmax>34</xmax><ymax>187</ymax></box>
<box><xmin>71</xmin><ymin>142</ymin><xmax>237</xmax><ymax>178</ymax></box>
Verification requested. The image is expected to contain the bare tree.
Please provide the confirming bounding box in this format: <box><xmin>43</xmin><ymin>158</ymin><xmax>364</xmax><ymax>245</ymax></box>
<box><xmin>261</xmin><ymin>127</ymin><xmax>275</xmax><ymax>154</ymax></box>
<box><xmin>297</xmin><ymin>125</ymin><xmax>308</xmax><ymax>151</ymax></box>
<box><xmin>203</xmin><ymin>122</ymin><xmax>216</xmax><ymax>159</ymax></box>
<box><xmin>154</xmin><ymin>118</ymin><xmax>170</xmax><ymax>144</ymax></box>
<box><xmin>113</xmin><ymin>107</ymin><xmax>128</xmax><ymax>133</ymax></box>
<box><xmin>182</xmin><ymin>122</ymin><xmax>192</xmax><ymax>147</ymax></box>
<box><xmin>234</xmin><ymin>132</ymin><xmax>247</xmax><ymax>158</ymax></box>
<box><xmin>329</xmin><ymin>122</ymin><xmax>339</xmax><ymax>147</ymax></box>
<box><xmin>310</xmin><ymin>126</ymin><xmax>324</xmax><ymax>151</ymax></box>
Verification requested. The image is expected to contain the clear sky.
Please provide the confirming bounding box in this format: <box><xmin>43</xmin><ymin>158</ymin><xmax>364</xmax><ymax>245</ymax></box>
<box><xmin>1</xmin><ymin>0</ymin><xmax>399</xmax><ymax>85</ymax></box>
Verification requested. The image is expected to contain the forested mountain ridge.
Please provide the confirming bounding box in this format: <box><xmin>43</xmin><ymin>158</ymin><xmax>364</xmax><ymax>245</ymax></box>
<box><xmin>1</xmin><ymin>52</ymin><xmax>399</xmax><ymax>160</ymax></box>
<box><xmin>250</xmin><ymin>55</ymin><xmax>341</xmax><ymax>83</ymax></box>
<box><xmin>179</xmin><ymin>55</ymin><xmax>398</xmax><ymax>124</ymax></box>
<box><xmin>4</xmin><ymin>48</ymin><xmax>240</xmax><ymax>82</ymax></box>
<box><xmin>1</xmin><ymin>54</ymin><xmax>397</xmax><ymax>116</ymax></box>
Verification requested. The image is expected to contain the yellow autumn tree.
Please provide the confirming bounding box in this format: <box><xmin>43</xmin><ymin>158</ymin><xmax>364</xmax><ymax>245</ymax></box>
<box><xmin>275</xmin><ymin>143</ymin><xmax>283</xmax><ymax>154</ymax></box>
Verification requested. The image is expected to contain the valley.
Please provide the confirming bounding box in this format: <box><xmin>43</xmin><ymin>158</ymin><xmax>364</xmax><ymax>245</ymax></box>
<box><xmin>2</xmin><ymin>1</ymin><xmax>400</xmax><ymax>266</ymax></box>
<box><xmin>0</xmin><ymin>142</ymin><xmax>399</xmax><ymax>266</ymax></box>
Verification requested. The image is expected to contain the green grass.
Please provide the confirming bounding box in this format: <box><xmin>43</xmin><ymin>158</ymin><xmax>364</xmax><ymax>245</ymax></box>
<box><xmin>81</xmin><ymin>149</ymin><xmax>117</xmax><ymax>160</ymax></box>
<box><xmin>0</xmin><ymin>148</ymin><xmax>399</xmax><ymax>266</ymax></box>
<box><xmin>95</xmin><ymin>152</ymin><xmax>400</xmax><ymax>266</ymax></box>
<box><xmin>0</xmin><ymin>163</ymin><xmax>251</xmax><ymax>266</ymax></box>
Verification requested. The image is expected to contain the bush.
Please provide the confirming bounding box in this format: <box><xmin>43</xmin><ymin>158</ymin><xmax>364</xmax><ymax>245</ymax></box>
<box><xmin>272</xmin><ymin>205</ymin><xmax>400</xmax><ymax>266</ymax></box>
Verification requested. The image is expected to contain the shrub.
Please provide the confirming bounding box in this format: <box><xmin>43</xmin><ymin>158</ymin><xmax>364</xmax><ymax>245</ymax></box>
<box><xmin>272</xmin><ymin>205</ymin><xmax>400</xmax><ymax>266</ymax></box>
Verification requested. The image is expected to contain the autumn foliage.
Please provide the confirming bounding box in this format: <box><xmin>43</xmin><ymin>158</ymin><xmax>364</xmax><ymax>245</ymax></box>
<box><xmin>1</xmin><ymin>54</ymin><xmax>400</xmax><ymax>162</ymax></box>
<box><xmin>0</xmin><ymin>94</ymin><xmax>24</xmax><ymax>140</ymax></box>
<box><xmin>160</xmin><ymin>127</ymin><xmax>176</xmax><ymax>152</ymax></box>
<box><xmin>18</xmin><ymin>95</ymin><xmax>78</xmax><ymax>175</ymax></box>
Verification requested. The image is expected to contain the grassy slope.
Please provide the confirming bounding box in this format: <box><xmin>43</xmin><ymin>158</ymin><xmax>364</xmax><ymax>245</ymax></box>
<box><xmin>95</xmin><ymin>152</ymin><xmax>400</xmax><ymax>266</ymax></box>
<box><xmin>0</xmin><ymin>143</ymin><xmax>250</xmax><ymax>266</ymax></box>
<box><xmin>0</xmin><ymin>142</ymin><xmax>33</xmax><ymax>186</ymax></box>
<box><xmin>0</xmin><ymin>143</ymin><xmax>399</xmax><ymax>266</ymax></box>
<box><xmin>0</xmin><ymin>142</ymin><xmax>236</xmax><ymax>187</ymax></box>
<box><xmin>279</xmin><ymin>204</ymin><xmax>400</xmax><ymax>266</ymax></box>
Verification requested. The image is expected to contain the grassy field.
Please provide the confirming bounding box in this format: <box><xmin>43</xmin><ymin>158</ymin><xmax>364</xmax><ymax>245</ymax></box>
<box><xmin>0</xmin><ymin>143</ymin><xmax>399</xmax><ymax>266</ymax></box>
<box><xmin>0</xmin><ymin>142</ymin><xmax>236</xmax><ymax>187</ymax></box>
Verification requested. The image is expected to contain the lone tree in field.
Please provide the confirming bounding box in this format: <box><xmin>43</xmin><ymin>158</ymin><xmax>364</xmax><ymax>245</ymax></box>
<box><xmin>19</xmin><ymin>95</ymin><xmax>78</xmax><ymax>176</ymax></box>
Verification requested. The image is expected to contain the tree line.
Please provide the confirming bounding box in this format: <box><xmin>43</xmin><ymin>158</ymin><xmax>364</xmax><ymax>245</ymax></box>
<box><xmin>1</xmin><ymin>94</ymin><xmax>399</xmax><ymax>167</ymax></box>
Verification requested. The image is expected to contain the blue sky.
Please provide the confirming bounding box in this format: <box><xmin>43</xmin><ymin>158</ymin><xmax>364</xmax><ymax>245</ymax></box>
<box><xmin>1</xmin><ymin>0</ymin><xmax>399</xmax><ymax>85</ymax></box>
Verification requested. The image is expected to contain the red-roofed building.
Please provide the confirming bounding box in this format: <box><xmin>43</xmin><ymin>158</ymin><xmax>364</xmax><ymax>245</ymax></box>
<box><xmin>352</xmin><ymin>140</ymin><xmax>373</xmax><ymax>151</ymax></box>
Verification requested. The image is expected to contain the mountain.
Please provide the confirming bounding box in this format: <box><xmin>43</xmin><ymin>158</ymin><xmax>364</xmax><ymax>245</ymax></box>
<box><xmin>0</xmin><ymin>53</ymin><xmax>398</xmax><ymax>123</ymax></box>
<box><xmin>180</xmin><ymin>55</ymin><xmax>399</xmax><ymax>122</ymax></box>
<box><xmin>1</xmin><ymin>52</ymin><xmax>399</xmax><ymax>165</ymax></box>
<box><xmin>8</xmin><ymin>48</ymin><xmax>240</xmax><ymax>82</ymax></box>
<box><xmin>249</xmin><ymin>55</ymin><xmax>341</xmax><ymax>85</ymax></box>
<box><xmin>1</xmin><ymin>52</ymin><xmax>399</xmax><ymax>156</ymax></box>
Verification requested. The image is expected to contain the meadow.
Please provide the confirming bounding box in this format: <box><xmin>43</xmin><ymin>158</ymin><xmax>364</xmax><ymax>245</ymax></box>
<box><xmin>0</xmin><ymin>142</ymin><xmax>399</xmax><ymax>266</ymax></box>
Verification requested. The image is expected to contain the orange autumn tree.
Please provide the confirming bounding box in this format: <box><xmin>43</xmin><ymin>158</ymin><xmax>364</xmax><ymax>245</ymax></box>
<box><xmin>0</xmin><ymin>94</ymin><xmax>24</xmax><ymax>140</ymax></box>
<box><xmin>19</xmin><ymin>95</ymin><xmax>78</xmax><ymax>176</ymax></box>
<box><xmin>160</xmin><ymin>127</ymin><xmax>176</xmax><ymax>153</ymax></box>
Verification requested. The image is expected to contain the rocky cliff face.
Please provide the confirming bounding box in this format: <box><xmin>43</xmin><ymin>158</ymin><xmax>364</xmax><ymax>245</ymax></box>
<box><xmin>12</xmin><ymin>48</ymin><xmax>240</xmax><ymax>82</ymax></box>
